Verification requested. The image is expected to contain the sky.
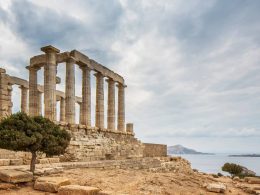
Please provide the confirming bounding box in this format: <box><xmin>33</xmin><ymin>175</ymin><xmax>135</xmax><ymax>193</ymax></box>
<box><xmin>0</xmin><ymin>0</ymin><xmax>260</xmax><ymax>153</ymax></box>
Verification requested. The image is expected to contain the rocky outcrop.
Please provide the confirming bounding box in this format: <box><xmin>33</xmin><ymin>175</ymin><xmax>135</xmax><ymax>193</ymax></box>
<box><xmin>205</xmin><ymin>183</ymin><xmax>226</xmax><ymax>193</ymax></box>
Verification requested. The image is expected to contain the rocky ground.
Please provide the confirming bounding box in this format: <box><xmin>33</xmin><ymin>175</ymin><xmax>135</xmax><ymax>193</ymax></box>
<box><xmin>0</xmin><ymin>157</ymin><xmax>259</xmax><ymax>195</ymax></box>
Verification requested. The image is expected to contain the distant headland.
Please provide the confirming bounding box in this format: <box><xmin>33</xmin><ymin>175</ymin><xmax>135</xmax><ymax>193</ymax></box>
<box><xmin>167</xmin><ymin>144</ymin><xmax>214</xmax><ymax>155</ymax></box>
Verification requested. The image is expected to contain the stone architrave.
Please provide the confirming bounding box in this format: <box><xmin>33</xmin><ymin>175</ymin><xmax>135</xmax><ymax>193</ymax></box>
<box><xmin>20</xmin><ymin>86</ymin><xmax>28</xmax><ymax>114</ymax></box>
<box><xmin>107</xmin><ymin>78</ymin><xmax>115</xmax><ymax>130</ymax></box>
<box><xmin>117</xmin><ymin>83</ymin><xmax>126</xmax><ymax>131</ymax></box>
<box><xmin>80</xmin><ymin>66</ymin><xmax>91</xmax><ymax>126</ymax></box>
<box><xmin>65</xmin><ymin>57</ymin><xmax>76</xmax><ymax>124</ymax></box>
<box><xmin>41</xmin><ymin>45</ymin><xmax>60</xmax><ymax>121</ymax></box>
<box><xmin>94</xmin><ymin>72</ymin><xmax>104</xmax><ymax>129</ymax></box>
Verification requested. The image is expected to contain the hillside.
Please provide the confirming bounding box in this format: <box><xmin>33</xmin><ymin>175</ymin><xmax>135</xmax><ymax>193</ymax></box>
<box><xmin>167</xmin><ymin>144</ymin><xmax>213</xmax><ymax>155</ymax></box>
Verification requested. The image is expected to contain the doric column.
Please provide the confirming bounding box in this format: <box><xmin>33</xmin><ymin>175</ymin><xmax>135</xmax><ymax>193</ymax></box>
<box><xmin>94</xmin><ymin>72</ymin><xmax>104</xmax><ymax>129</ymax></box>
<box><xmin>60</xmin><ymin>97</ymin><xmax>65</xmax><ymax>122</ymax></box>
<box><xmin>117</xmin><ymin>83</ymin><xmax>126</xmax><ymax>131</ymax></box>
<box><xmin>80</xmin><ymin>66</ymin><xmax>91</xmax><ymax>126</ymax></box>
<box><xmin>7</xmin><ymin>85</ymin><xmax>12</xmax><ymax>115</ymax></box>
<box><xmin>37</xmin><ymin>91</ymin><xmax>42</xmax><ymax>116</ymax></box>
<box><xmin>107</xmin><ymin>78</ymin><xmax>115</xmax><ymax>130</ymax></box>
<box><xmin>28</xmin><ymin>66</ymin><xmax>40</xmax><ymax>116</ymax></box>
<box><xmin>41</xmin><ymin>45</ymin><xmax>60</xmax><ymax>121</ymax></box>
<box><xmin>20</xmin><ymin>86</ymin><xmax>28</xmax><ymax>114</ymax></box>
<box><xmin>65</xmin><ymin>57</ymin><xmax>76</xmax><ymax>124</ymax></box>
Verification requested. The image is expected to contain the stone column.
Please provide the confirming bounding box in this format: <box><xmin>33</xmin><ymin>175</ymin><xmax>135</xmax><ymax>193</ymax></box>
<box><xmin>80</xmin><ymin>66</ymin><xmax>91</xmax><ymax>126</ymax></box>
<box><xmin>37</xmin><ymin>91</ymin><xmax>42</xmax><ymax>116</ymax></box>
<box><xmin>41</xmin><ymin>45</ymin><xmax>60</xmax><ymax>121</ymax></box>
<box><xmin>107</xmin><ymin>78</ymin><xmax>115</xmax><ymax>130</ymax></box>
<box><xmin>65</xmin><ymin>57</ymin><xmax>76</xmax><ymax>124</ymax></box>
<box><xmin>7</xmin><ymin>84</ymin><xmax>12</xmax><ymax>115</ymax></box>
<box><xmin>117</xmin><ymin>83</ymin><xmax>126</xmax><ymax>131</ymax></box>
<box><xmin>94</xmin><ymin>72</ymin><xmax>104</xmax><ymax>129</ymax></box>
<box><xmin>60</xmin><ymin>97</ymin><xmax>65</xmax><ymax>122</ymax></box>
<box><xmin>20</xmin><ymin>86</ymin><xmax>28</xmax><ymax>114</ymax></box>
<box><xmin>28</xmin><ymin>66</ymin><xmax>40</xmax><ymax>116</ymax></box>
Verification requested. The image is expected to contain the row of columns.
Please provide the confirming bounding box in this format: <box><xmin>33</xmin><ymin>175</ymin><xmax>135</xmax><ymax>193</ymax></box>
<box><xmin>27</xmin><ymin>46</ymin><xmax>126</xmax><ymax>131</ymax></box>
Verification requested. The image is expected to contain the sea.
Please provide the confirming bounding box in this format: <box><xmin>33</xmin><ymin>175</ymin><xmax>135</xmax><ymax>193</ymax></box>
<box><xmin>169</xmin><ymin>154</ymin><xmax>260</xmax><ymax>176</ymax></box>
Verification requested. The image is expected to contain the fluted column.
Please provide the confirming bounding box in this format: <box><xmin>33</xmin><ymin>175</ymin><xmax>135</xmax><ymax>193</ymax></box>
<box><xmin>20</xmin><ymin>86</ymin><xmax>28</xmax><ymax>114</ymax></box>
<box><xmin>107</xmin><ymin>78</ymin><xmax>115</xmax><ymax>130</ymax></box>
<box><xmin>117</xmin><ymin>83</ymin><xmax>126</xmax><ymax>131</ymax></box>
<box><xmin>65</xmin><ymin>57</ymin><xmax>76</xmax><ymax>124</ymax></box>
<box><xmin>60</xmin><ymin>97</ymin><xmax>65</xmax><ymax>122</ymax></box>
<box><xmin>95</xmin><ymin>72</ymin><xmax>104</xmax><ymax>129</ymax></box>
<box><xmin>37</xmin><ymin>91</ymin><xmax>42</xmax><ymax>116</ymax></box>
<box><xmin>7</xmin><ymin>85</ymin><xmax>12</xmax><ymax>115</ymax></box>
<box><xmin>41</xmin><ymin>46</ymin><xmax>60</xmax><ymax>121</ymax></box>
<box><xmin>28</xmin><ymin>66</ymin><xmax>40</xmax><ymax>116</ymax></box>
<box><xmin>80</xmin><ymin>66</ymin><xmax>91</xmax><ymax>126</ymax></box>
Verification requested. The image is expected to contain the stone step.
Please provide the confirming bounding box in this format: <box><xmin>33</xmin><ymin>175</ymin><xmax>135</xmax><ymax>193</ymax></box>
<box><xmin>34</xmin><ymin>176</ymin><xmax>71</xmax><ymax>193</ymax></box>
<box><xmin>0</xmin><ymin>169</ymin><xmax>33</xmax><ymax>183</ymax></box>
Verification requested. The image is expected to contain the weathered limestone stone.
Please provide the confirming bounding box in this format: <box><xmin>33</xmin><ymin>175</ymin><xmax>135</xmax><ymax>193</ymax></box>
<box><xmin>206</xmin><ymin>183</ymin><xmax>226</xmax><ymax>193</ymax></box>
<box><xmin>107</xmin><ymin>78</ymin><xmax>115</xmax><ymax>131</ymax></box>
<box><xmin>65</xmin><ymin>57</ymin><xmax>76</xmax><ymax>124</ymax></box>
<box><xmin>28</xmin><ymin>66</ymin><xmax>40</xmax><ymax>116</ymax></box>
<box><xmin>98</xmin><ymin>191</ymin><xmax>114</xmax><ymax>195</ymax></box>
<box><xmin>10</xmin><ymin>159</ymin><xmax>23</xmax><ymax>166</ymax></box>
<box><xmin>34</xmin><ymin>176</ymin><xmax>70</xmax><ymax>192</ymax></box>
<box><xmin>58</xmin><ymin>185</ymin><xmax>100</xmax><ymax>195</ymax></box>
<box><xmin>60</xmin><ymin>97</ymin><xmax>66</xmax><ymax>122</ymax></box>
<box><xmin>95</xmin><ymin>72</ymin><xmax>104</xmax><ymax>129</ymax></box>
<box><xmin>80</xmin><ymin>66</ymin><xmax>91</xmax><ymax>126</ymax></box>
<box><xmin>117</xmin><ymin>84</ymin><xmax>126</xmax><ymax>132</ymax></box>
<box><xmin>42</xmin><ymin>45</ymin><xmax>60</xmax><ymax>121</ymax></box>
<box><xmin>20</xmin><ymin>85</ymin><xmax>28</xmax><ymax>113</ymax></box>
<box><xmin>0</xmin><ymin>169</ymin><xmax>33</xmax><ymax>183</ymax></box>
<box><xmin>0</xmin><ymin>159</ymin><xmax>10</xmax><ymax>166</ymax></box>
<box><xmin>126</xmin><ymin>123</ymin><xmax>133</xmax><ymax>133</ymax></box>
<box><xmin>245</xmin><ymin>177</ymin><xmax>260</xmax><ymax>184</ymax></box>
<box><xmin>37</xmin><ymin>91</ymin><xmax>42</xmax><ymax>115</ymax></box>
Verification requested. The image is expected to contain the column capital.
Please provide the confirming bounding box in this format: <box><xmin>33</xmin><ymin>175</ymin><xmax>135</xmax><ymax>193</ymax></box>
<box><xmin>66</xmin><ymin>56</ymin><xmax>76</xmax><ymax>63</ymax></box>
<box><xmin>41</xmin><ymin>45</ymin><xmax>60</xmax><ymax>54</ymax></box>
<box><xmin>79</xmin><ymin>65</ymin><xmax>91</xmax><ymax>71</ymax></box>
<box><xmin>26</xmin><ymin>65</ymin><xmax>41</xmax><ymax>71</ymax></box>
<box><xmin>94</xmin><ymin>72</ymin><xmax>104</xmax><ymax>78</ymax></box>
<box><xmin>19</xmin><ymin>85</ymin><xmax>29</xmax><ymax>90</ymax></box>
<box><xmin>106</xmin><ymin>78</ymin><xmax>115</xmax><ymax>83</ymax></box>
<box><xmin>116</xmin><ymin>83</ymin><xmax>127</xmax><ymax>88</ymax></box>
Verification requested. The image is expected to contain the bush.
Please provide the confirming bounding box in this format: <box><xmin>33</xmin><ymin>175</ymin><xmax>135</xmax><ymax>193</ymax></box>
<box><xmin>222</xmin><ymin>163</ymin><xmax>243</xmax><ymax>177</ymax></box>
<box><xmin>0</xmin><ymin>112</ymin><xmax>71</xmax><ymax>173</ymax></box>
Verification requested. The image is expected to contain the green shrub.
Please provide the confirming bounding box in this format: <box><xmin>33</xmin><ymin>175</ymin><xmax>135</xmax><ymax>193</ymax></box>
<box><xmin>222</xmin><ymin>163</ymin><xmax>243</xmax><ymax>177</ymax></box>
<box><xmin>0</xmin><ymin>112</ymin><xmax>71</xmax><ymax>174</ymax></box>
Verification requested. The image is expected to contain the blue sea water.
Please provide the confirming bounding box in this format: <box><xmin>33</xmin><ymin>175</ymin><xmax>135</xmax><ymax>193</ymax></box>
<box><xmin>169</xmin><ymin>154</ymin><xmax>260</xmax><ymax>176</ymax></box>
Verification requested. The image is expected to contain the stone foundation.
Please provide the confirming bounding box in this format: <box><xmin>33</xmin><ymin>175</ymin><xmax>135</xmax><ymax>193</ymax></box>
<box><xmin>60</xmin><ymin>124</ymin><xmax>144</xmax><ymax>162</ymax></box>
<box><xmin>143</xmin><ymin>143</ymin><xmax>167</xmax><ymax>157</ymax></box>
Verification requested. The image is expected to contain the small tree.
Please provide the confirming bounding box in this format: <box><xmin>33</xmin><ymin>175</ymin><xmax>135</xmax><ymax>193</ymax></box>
<box><xmin>222</xmin><ymin>163</ymin><xmax>243</xmax><ymax>177</ymax></box>
<box><xmin>0</xmin><ymin>112</ymin><xmax>71</xmax><ymax>173</ymax></box>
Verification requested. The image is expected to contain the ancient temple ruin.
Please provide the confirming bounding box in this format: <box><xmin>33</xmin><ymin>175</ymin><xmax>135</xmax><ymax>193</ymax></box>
<box><xmin>0</xmin><ymin>45</ymin><xmax>166</xmax><ymax>163</ymax></box>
